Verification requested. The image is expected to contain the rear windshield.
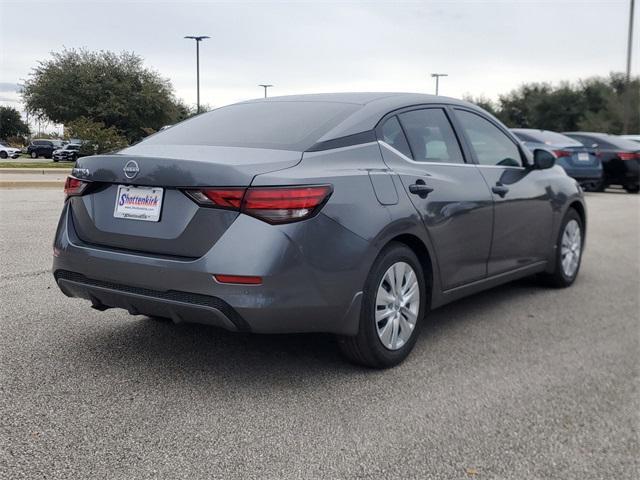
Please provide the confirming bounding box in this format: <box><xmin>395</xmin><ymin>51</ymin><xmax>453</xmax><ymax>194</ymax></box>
<box><xmin>591</xmin><ymin>135</ymin><xmax>640</xmax><ymax>150</ymax></box>
<box><xmin>133</xmin><ymin>101</ymin><xmax>360</xmax><ymax>151</ymax></box>
<box><xmin>513</xmin><ymin>130</ymin><xmax>581</xmax><ymax>147</ymax></box>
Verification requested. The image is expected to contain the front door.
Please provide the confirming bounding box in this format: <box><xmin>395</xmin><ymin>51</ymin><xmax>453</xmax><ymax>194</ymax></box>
<box><xmin>377</xmin><ymin>108</ymin><xmax>494</xmax><ymax>290</ymax></box>
<box><xmin>452</xmin><ymin>108</ymin><xmax>554</xmax><ymax>276</ymax></box>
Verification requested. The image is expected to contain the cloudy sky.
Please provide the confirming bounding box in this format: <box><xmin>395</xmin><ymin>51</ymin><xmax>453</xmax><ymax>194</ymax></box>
<box><xmin>0</xmin><ymin>0</ymin><xmax>637</xmax><ymax>124</ymax></box>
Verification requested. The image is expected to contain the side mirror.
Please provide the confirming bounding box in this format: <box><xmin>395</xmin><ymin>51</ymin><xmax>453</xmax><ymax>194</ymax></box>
<box><xmin>533</xmin><ymin>148</ymin><xmax>555</xmax><ymax>169</ymax></box>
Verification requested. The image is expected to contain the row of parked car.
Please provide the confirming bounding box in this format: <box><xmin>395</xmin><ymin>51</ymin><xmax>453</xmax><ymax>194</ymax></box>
<box><xmin>1</xmin><ymin>128</ymin><xmax>638</xmax><ymax>193</ymax></box>
<box><xmin>0</xmin><ymin>139</ymin><xmax>83</xmax><ymax>162</ymax></box>
<box><xmin>511</xmin><ymin>130</ymin><xmax>640</xmax><ymax>193</ymax></box>
<box><xmin>26</xmin><ymin>139</ymin><xmax>83</xmax><ymax>162</ymax></box>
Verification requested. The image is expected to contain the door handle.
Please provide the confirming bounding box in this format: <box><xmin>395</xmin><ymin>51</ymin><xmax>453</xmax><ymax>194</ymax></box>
<box><xmin>409</xmin><ymin>181</ymin><xmax>434</xmax><ymax>198</ymax></box>
<box><xmin>491</xmin><ymin>183</ymin><xmax>509</xmax><ymax>198</ymax></box>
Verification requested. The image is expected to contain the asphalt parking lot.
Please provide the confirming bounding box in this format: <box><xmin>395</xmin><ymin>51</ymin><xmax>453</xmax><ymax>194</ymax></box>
<box><xmin>1</xmin><ymin>188</ymin><xmax>638</xmax><ymax>479</ymax></box>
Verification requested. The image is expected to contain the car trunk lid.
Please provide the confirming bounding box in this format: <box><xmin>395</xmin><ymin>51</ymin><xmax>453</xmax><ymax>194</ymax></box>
<box><xmin>68</xmin><ymin>146</ymin><xmax>302</xmax><ymax>258</ymax></box>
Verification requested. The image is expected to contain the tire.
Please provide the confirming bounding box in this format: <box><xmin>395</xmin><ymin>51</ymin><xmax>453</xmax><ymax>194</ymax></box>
<box><xmin>624</xmin><ymin>184</ymin><xmax>639</xmax><ymax>194</ymax></box>
<box><xmin>594</xmin><ymin>181</ymin><xmax>606</xmax><ymax>192</ymax></box>
<box><xmin>30</xmin><ymin>151</ymin><xmax>38</xmax><ymax>159</ymax></box>
<box><xmin>539</xmin><ymin>208</ymin><xmax>584</xmax><ymax>288</ymax></box>
<box><xmin>0</xmin><ymin>151</ymin><xmax>7</xmax><ymax>159</ymax></box>
<box><xmin>338</xmin><ymin>242</ymin><xmax>427</xmax><ymax>368</ymax></box>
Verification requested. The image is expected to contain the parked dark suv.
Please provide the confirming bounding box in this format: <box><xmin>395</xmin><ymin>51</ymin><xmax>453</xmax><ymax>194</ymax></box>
<box><xmin>53</xmin><ymin>144</ymin><xmax>82</xmax><ymax>162</ymax></box>
<box><xmin>563</xmin><ymin>132</ymin><xmax>640</xmax><ymax>193</ymax></box>
<box><xmin>27</xmin><ymin>139</ymin><xmax>64</xmax><ymax>159</ymax></box>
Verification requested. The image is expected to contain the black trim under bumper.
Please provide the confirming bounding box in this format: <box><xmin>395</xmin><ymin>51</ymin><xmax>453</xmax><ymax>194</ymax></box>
<box><xmin>54</xmin><ymin>270</ymin><xmax>251</xmax><ymax>332</ymax></box>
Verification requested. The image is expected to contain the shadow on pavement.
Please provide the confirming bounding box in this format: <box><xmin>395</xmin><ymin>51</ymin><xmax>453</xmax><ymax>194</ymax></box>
<box><xmin>64</xmin><ymin>276</ymin><xmax>547</xmax><ymax>381</ymax></box>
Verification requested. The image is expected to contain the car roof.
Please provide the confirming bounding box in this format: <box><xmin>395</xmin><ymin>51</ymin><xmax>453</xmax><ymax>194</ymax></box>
<box><xmin>239</xmin><ymin>92</ymin><xmax>486</xmax><ymax>142</ymax></box>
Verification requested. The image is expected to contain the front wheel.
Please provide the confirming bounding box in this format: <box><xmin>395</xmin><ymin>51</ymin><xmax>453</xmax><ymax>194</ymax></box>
<box><xmin>540</xmin><ymin>209</ymin><xmax>584</xmax><ymax>288</ymax></box>
<box><xmin>625</xmin><ymin>184</ymin><xmax>639</xmax><ymax>194</ymax></box>
<box><xmin>30</xmin><ymin>151</ymin><xmax>38</xmax><ymax>159</ymax></box>
<box><xmin>338</xmin><ymin>242</ymin><xmax>427</xmax><ymax>368</ymax></box>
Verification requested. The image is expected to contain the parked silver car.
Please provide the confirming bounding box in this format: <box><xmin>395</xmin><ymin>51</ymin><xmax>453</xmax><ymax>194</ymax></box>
<box><xmin>53</xmin><ymin>93</ymin><xmax>586</xmax><ymax>367</ymax></box>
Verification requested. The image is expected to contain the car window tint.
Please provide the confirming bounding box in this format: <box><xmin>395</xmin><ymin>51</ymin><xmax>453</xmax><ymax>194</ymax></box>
<box><xmin>379</xmin><ymin>116</ymin><xmax>412</xmax><ymax>158</ymax></box>
<box><xmin>456</xmin><ymin>110</ymin><xmax>522</xmax><ymax>167</ymax></box>
<box><xmin>397</xmin><ymin>109</ymin><xmax>464</xmax><ymax>163</ymax></box>
<box><xmin>132</xmin><ymin>101</ymin><xmax>360</xmax><ymax>151</ymax></box>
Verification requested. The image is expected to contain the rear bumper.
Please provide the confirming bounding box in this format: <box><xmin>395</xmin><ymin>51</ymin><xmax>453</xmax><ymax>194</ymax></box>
<box><xmin>55</xmin><ymin>270</ymin><xmax>249</xmax><ymax>331</ymax></box>
<box><xmin>52</xmin><ymin>203</ymin><xmax>368</xmax><ymax>335</ymax></box>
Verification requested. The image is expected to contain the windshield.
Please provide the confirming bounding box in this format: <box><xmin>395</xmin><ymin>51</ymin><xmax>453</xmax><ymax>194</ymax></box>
<box><xmin>130</xmin><ymin>101</ymin><xmax>360</xmax><ymax>151</ymax></box>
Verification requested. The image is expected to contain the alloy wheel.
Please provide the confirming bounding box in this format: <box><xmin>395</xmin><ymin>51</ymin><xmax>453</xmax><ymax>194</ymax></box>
<box><xmin>561</xmin><ymin>219</ymin><xmax>581</xmax><ymax>278</ymax></box>
<box><xmin>375</xmin><ymin>261</ymin><xmax>420</xmax><ymax>350</ymax></box>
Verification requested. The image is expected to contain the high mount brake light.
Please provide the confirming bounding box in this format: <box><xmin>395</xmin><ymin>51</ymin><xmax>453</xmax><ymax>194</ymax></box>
<box><xmin>184</xmin><ymin>185</ymin><xmax>333</xmax><ymax>224</ymax></box>
<box><xmin>63</xmin><ymin>176</ymin><xmax>89</xmax><ymax>199</ymax></box>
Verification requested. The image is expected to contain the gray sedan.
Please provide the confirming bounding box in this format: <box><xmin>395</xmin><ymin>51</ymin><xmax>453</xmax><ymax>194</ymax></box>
<box><xmin>53</xmin><ymin>93</ymin><xmax>586</xmax><ymax>367</ymax></box>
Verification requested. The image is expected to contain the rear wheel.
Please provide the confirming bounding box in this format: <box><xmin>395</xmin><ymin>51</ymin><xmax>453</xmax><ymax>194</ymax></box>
<box><xmin>625</xmin><ymin>184</ymin><xmax>639</xmax><ymax>194</ymax></box>
<box><xmin>30</xmin><ymin>151</ymin><xmax>38</xmax><ymax>159</ymax></box>
<box><xmin>338</xmin><ymin>242</ymin><xmax>426</xmax><ymax>368</ymax></box>
<box><xmin>0</xmin><ymin>151</ymin><xmax>7</xmax><ymax>159</ymax></box>
<box><xmin>540</xmin><ymin>209</ymin><xmax>583</xmax><ymax>288</ymax></box>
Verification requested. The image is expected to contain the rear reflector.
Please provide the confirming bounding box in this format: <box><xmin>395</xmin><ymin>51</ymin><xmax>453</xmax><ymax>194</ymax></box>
<box><xmin>183</xmin><ymin>184</ymin><xmax>333</xmax><ymax>224</ymax></box>
<box><xmin>63</xmin><ymin>176</ymin><xmax>89</xmax><ymax>198</ymax></box>
<box><xmin>214</xmin><ymin>274</ymin><xmax>263</xmax><ymax>285</ymax></box>
<box><xmin>618</xmin><ymin>152</ymin><xmax>640</xmax><ymax>160</ymax></box>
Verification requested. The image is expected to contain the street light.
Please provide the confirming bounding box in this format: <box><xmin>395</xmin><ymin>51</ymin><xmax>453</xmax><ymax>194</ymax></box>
<box><xmin>431</xmin><ymin>73</ymin><xmax>448</xmax><ymax>96</ymax></box>
<box><xmin>259</xmin><ymin>84</ymin><xmax>274</xmax><ymax>98</ymax></box>
<box><xmin>184</xmin><ymin>35</ymin><xmax>210</xmax><ymax>113</ymax></box>
<box><xmin>623</xmin><ymin>0</ymin><xmax>635</xmax><ymax>134</ymax></box>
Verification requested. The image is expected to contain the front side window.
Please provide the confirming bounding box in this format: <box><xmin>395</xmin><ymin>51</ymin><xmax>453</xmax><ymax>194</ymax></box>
<box><xmin>379</xmin><ymin>116</ymin><xmax>412</xmax><ymax>158</ymax></box>
<box><xmin>397</xmin><ymin>109</ymin><xmax>464</xmax><ymax>163</ymax></box>
<box><xmin>456</xmin><ymin>110</ymin><xmax>522</xmax><ymax>167</ymax></box>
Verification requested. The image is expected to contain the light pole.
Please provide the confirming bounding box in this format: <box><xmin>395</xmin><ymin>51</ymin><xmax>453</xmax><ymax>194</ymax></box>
<box><xmin>431</xmin><ymin>73</ymin><xmax>448</xmax><ymax>95</ymax></box>
<box><xmin>259</xmin><ymin>84</ymin><xmax>274</xmax><ymax>98</ymax></box>
<box><xmin>623</xmin><ymin>0</ymin><xmax>635</xmax><ymax>134</ymax></box>
<box><xmin>184</xmin><ymin>35</ymin><xmax>210</xmax><ymax>113</ymax></box>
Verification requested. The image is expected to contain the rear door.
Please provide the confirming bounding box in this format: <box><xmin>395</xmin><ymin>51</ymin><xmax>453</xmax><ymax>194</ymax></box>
<box><xmin>452</xmin><ymin>108</ymin><xmax>554</xmax><ymax>275</ymax></box>
<box><xmin>377</xmin><ymin>107</ymin><xmax>493</xmax><ymax>290</ymax></box>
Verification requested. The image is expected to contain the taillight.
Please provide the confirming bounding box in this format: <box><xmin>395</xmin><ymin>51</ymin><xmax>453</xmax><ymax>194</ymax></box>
<box><xmin>618</xmin><ymin>152</ymin><xmax>640</xmax><ymax>160</ymax></box>
<box><xmin>553</xmin><ymin>150</ymin><xmax>572</xmax><ymax>159</ymax></box>
<box><xmin>183</xmin><ymin>184</ymin><xmax>333</xmax><ymax>224</ymax></box>
<box><xmin>243</xmin><ymin>185</ymin><xmax>333</xmax><ymax>224</ymax></box>
<box><xmin>63</xmin><ymin>176</ymin><xmax>89</xmax><ymax>199</ymax></box>
<box><xmin>183</xmin><ymin>188</ymin><xmax>245</xmax><ymax>209</ymax></box>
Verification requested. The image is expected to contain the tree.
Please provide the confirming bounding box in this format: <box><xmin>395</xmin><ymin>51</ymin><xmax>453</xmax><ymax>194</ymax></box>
<box><xmin>64</xmin><ymin>117</ymin><xmax>128</xmax><ymax>155</ymax></box>
<box><xmin>22</xmin><ymin>48</ymin><xmax>186</xmax><ymax>142</ymax></box>
<box><xmin>0</xmin><ymin>106</ymin><xmax>30</xmax><ymax>140</ymax></box>
<box><xmin>487</xmin><ymin>73</ymin><xmax>639</xmax><ymax>133</ymax></box>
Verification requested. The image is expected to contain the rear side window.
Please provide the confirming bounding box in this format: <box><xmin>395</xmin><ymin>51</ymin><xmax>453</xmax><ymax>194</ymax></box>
<box><xmin>379</xmin><ymin>116</ymin><xmax>412</xmax><ymax>158</ymax></box>
<box><xmin>132</xmin><ymin>101</ymin><xmax>360</xmax><ymax>151</ymax></box>
<box><xmin>397</xmin><ymin>108</ymin><xmax>464</xmax><ymax>163</ymax></box>
<box><xmin>455</xmin><ymin>110</ymin><xmax>522</xmax><ymax>167</ymax></box>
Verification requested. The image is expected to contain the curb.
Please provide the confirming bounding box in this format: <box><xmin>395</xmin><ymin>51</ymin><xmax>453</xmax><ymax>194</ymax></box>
<box><xmin>0</xmin><ymin>168</ymin><xmax>73</xmax><ymax>175</ymax></box>
<box><xmin>0</xmin><ymin>181</ymin><xmax>64</xmax><ymax>188</ymax></box>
